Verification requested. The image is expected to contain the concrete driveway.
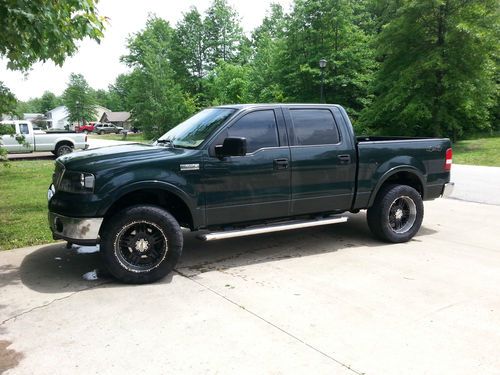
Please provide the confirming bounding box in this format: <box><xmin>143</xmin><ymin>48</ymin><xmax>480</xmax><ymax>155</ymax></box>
<box><xmin>1</xmin><ymin>197</ymin><xmax>499</xmax><ymax>374</ymax></box>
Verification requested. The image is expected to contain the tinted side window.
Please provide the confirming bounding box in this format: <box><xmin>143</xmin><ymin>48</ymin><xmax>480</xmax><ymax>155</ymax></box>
<box><xmin>227</xmin><ymin>110</ymin><xmax>279</xmax><ymax>153</ymax></box>
<box><xmin>290</xmin><ymin>109</ymin><xmax>340</xmax><ymax>146</ymax></box>
<box><xmin>19</xmin><ymin>124</ymin><xmax>29</xmax><ymax>134</ymax></box>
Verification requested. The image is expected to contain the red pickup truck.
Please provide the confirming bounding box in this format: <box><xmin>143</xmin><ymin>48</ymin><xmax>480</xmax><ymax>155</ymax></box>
<box><xmin>75</xmin><ymin>122</ymin><xmax>96</xmax><ymax>133</ymax></box>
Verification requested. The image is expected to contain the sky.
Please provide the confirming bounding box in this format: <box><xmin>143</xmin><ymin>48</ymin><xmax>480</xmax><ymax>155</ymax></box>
<box><xmin>0</xmin><ymin>0</ymin><xmax>293</xmax><ymax>101</ymax></box>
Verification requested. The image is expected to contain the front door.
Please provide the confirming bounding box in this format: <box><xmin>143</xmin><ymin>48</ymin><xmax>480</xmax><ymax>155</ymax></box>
<box><xmin>203</xmin><ymin>109</ymin><xmax>291</xmax><ymax>226</ymax></box>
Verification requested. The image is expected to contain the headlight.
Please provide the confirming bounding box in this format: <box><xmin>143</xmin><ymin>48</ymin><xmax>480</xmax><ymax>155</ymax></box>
<box><xmin>58</xmin><ymin>171</ymin><xmax>95</xmax><ymax>194</ymax></box>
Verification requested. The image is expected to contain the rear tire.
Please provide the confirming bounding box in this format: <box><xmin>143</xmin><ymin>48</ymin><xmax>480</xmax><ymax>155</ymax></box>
<box><xmin>55</xmin><ymin>143</ymin><xmax>73</xmax><ymax>157</ymax></box>
<box><xmin>100</xmin><ymin>205</ymin><xmax>183</xmax><ymax>284</ymax></box>
<box><xmin>367</xmin><ymin>184</ymin><xmax>423</xmax><ymax>243</ymax></box>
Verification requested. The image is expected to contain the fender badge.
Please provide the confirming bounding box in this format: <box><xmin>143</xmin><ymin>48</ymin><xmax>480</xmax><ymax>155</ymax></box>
<box><xmin>180</xmin><ymin>163</ymin><xmax>200</xmax><ymax>171</ymax></box>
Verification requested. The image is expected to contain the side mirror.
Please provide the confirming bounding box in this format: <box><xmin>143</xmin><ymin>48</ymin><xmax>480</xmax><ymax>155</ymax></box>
<box><xmin>215</xmin><ymin>137</ymin><xmax>247</xmax><ymax>158</ymax></box>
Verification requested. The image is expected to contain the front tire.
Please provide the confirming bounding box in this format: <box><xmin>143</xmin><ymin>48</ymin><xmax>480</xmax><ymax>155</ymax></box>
<box><xmin>100</xmin><ymin>205</ymin><xmax>183</xmax><ymax>284</ymax></box>
<box><xmin>367</xmin><ymin>184</ymin><xmax>423</xmax><ymax>243</ymax></box>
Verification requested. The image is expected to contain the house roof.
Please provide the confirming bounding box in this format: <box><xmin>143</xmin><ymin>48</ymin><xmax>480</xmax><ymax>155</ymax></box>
<box><xmin>103</xmin><ymin>111</ymin><xmax>131</xmax><ymax>122</ymax></box>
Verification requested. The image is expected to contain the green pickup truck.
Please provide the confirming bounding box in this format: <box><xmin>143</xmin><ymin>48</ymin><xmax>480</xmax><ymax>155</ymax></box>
<box><xmin>48</xmin><ymin>104</ymin><xmax>454</xmax><ymax>283</ymax></box>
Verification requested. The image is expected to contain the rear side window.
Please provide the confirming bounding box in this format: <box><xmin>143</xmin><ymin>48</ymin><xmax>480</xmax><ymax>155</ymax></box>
<box><xmin>290</xmin><ymin>109</ymin><xmax>340</xmax><ymax>146</ymax></box>
<box><xmin>227</xmin><ymin>110</ymin><xmax>279</xmax><ymax>153</ymax></box>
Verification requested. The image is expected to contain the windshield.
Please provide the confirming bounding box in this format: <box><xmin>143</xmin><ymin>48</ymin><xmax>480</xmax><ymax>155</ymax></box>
<box><xmin>157</xmin><ymin>108</ymin><xmax>236</xmax><ymax>148</ymax></box>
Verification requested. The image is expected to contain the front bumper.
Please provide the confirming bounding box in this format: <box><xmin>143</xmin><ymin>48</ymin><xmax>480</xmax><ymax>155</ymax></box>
<box><xmin>48</xmin><ymin>212</ymin><xmax>103</xmax><ymax>245</ymax></box>
<box><xmin>441</xmin><ymin>182</ymin><xmax>455</xmax><ymax>197</ymax></box>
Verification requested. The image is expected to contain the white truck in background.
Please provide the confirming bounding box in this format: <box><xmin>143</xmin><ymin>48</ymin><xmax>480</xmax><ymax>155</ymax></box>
<box><xmin>0</xmin><ymin>120</ymin><xmax>88</xmax><ymax>157</ymax></box>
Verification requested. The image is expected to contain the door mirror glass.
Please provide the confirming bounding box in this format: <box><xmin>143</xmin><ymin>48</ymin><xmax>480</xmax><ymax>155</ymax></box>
<box><xmin>215</xmin><ymin>137</ymin><xmax>247</xmax><ymax>157</ymax></box>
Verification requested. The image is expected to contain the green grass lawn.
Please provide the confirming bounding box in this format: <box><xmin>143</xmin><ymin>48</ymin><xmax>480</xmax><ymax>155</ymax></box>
<box><xmin>87</xmin><ymin>133</ymin><xmax>150</xmax><ymax>143</ymax></box>
<box><xmin>0</xmin><ymin>160</ymin><xmax>56</xmax><ymax>250</ymax></box>
<box><xmin>453</xmin><ymin>136</ymin><xmax>500</xmax><ymax>167</ymax></box>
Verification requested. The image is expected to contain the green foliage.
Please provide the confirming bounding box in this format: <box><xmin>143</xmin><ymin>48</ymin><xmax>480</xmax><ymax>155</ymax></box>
<box><xmin>206</xmin><ymin>60</ymin><xmax>251</xmax><ymax>104</ymax></box>
<box><xmin>281</xmin><ymin>0</ymin><xmax>377</xmax><ymax>117</ymax></box>
<box><xmin>39</xmin><ymin>91</ymin><xmax>61</xmax><ymax>113</ymax></box>
<box><xmin>204</xmin><ymin>0</ymin><xmax>245</xmax><ymax>66</ymax></box>
<box><xmin>0</xmin><ymin>82</ymin><xmax>17</xmax><ymax>161</ymax></box>
<box><xmin>0</xmin><ymin>81</ymin><xmax>17</xmax><ymax>117</ymax></box>
<box><xmin>63</xmin><ymin>73</ymin><xmax>97</xmax><ymax>124</ymax></box>
<box><xmin>172</xmin><ymin>8</ymin><xmax>208</xmax><ymax>95</ymax></box>
<box><xmin>247</xmin><ymin>4</ymin><xmax>287</xmax><ymax>102</ymax></box>
<box><xmin>122</xmin><ymin>17</ymin><xmax>195</xmax><ymax>138</ymax></box>
<box><xmin>4</xmin><ymin>0</ymin><xmax>497</xmax><ymax>141</ymax></box>
<box><xmin>360</xmin><ymin>0</ymin><xmax>499</xmax><ymax>139</ymax></box>
<box><xmin>0</xmin><ymin>0</ymin><xmax>106</xmax><ymax>71</ymax></box>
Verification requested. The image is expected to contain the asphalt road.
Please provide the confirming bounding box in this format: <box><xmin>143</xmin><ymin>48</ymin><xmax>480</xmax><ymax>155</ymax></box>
<box><xmin>1</xmin><ymin>196</ymin><xmax>499</xmax><ymax>374</ymax></box>
<box><xmin>450</xmin><ymin>164</ymin><xmax>500</xmax><ymax>205</ymax></box>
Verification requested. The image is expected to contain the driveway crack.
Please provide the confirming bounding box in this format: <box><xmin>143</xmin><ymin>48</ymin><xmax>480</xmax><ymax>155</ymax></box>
<box><xmin>0</xmin><ymin>281</ymin><xmax>109</xmax><ymax>327</ymax></box>
<box><xmin>174</xmin><ymin>269</ymin><xmax>365</xmax><ymax>375</ymax></box>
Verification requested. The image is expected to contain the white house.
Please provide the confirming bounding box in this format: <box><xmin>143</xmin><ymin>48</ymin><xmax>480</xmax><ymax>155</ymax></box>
<box><xmin>45</xmin><ymin>106</ymin><xmax>69</xmax><ymax>129</ymax></box>
<box><xmin>45</xmin><ymin>105</ymin><xmax>110</xmax><ymax>129</ymax></box>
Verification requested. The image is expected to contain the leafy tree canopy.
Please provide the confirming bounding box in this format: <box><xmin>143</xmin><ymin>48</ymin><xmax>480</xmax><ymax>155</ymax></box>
<box><xmin>0</xmin><ymin>0</ymin><xmax>106</xmax><ymax>71</ymax></box>
<box><xmin>63</xmin><ymin>73</ymin><xmax>97</xmax><ymax>124</ymax></box>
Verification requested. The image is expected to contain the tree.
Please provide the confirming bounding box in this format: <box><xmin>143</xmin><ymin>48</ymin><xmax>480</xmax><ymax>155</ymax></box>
<box><xmin>172</xmin><ymin>8</ymin><xmax>208</xmax><ymax>96</ymax></box>
<box><xmin>0</xmin><ymin>82</ymin><xmax>17</xmax><ymax>116</ymax></box>
<box><xmin>247</xmin><ymin>4</ymin><xmax>288</xmax><ymax>102</ymax></box>
<box><xmin>63</xmin><ymin>74</ymin><xmax>97</xmax><ymax>125</ymax></box>
<box><xmin>280</xmin><ymin>0</ymin><xmax>377</xmax><ymax>117</ymax></box>
<box><xmin>121</xmin><ymin>17</ymin><xmax>195</xmax><ymax>137</ymax></box>
<box><xmin>39</xmin><ymin>91</ymin><xmax>61</xmax><ymax>114</ymax></box>
<box><xmin>206</xmin><ymin>60</ymin><xmax>251</xmax><ymax>104</ymax></box>
<box><xmin>204</xmin><ymin>0</ymin><xmax>245</xmax><ymax>67</ymax></box>
<box><xmin>0</xmin><ymin>1</ymin><xmax>105</xmax><ymax>71</ymax></box>
<box><xmin>360</xmin><ymin>0</ymin><xmax>499</xmax><ymax>139</ymax></box>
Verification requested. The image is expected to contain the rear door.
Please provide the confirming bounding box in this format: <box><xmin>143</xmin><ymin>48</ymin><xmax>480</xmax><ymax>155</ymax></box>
<box><xmin>203</xmin><ymin>108</ymin><xmax>291</xmax><ymax>225</ymax></box>
<box><xmin>284</xmin><ymin>106</ymin><xmax>356</xmax><ymax>214</ymax></box>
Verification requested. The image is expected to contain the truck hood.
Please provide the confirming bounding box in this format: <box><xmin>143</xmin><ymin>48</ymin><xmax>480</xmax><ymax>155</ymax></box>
<box><xmin>57</xmin><ymin>143</ymin><xmax>195</xmax><ymax>172</ymax></box>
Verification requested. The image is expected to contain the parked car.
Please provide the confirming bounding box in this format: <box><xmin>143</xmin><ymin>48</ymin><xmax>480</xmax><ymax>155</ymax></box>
<box><xmin>93</xmin><ymin>123</ymin><xmax>124</xmax><ymax>135</ymax></box>
<box><xmin>48</xmin><ymin>104</ymin><xmax>453</xmax><ymax>284</ymax></box>
<box><xmin>1</xmin><ymin>120</ymin><xmax>88</xmax><ymax>156</ymax></box>
<box><xmin>75</xmin><ymin>122</ymin><xmax>96</xmax><ymax>134</ymax></box>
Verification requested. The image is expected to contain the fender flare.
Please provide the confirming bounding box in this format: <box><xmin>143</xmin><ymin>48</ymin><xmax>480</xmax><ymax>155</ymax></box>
<box><xmin>98</xmin><ymin>180</ymin><xmax>198</xmax><ymax>222</ymax></box>
<box><xmin>368</xmin><ymin>166</ymin><xmax>426</xmax><ymax>207</ymax></box>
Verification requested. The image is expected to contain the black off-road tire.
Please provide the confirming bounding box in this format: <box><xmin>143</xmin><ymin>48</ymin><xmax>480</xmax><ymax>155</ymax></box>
<box><xmin>367</xmin><ymin>184</ymin><xmax>424</xmax><ymax>243</ymax></box>
<box><xmin>100</xmin><ymin>205</ymin><xmax>183</xmax><ymax>284</ymax></box>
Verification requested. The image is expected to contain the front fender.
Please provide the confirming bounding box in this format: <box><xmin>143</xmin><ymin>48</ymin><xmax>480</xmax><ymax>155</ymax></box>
<box><xmin>97</xmin><ymin>180</ymin><xmax>195</xmax><ymax>215</ymax></box>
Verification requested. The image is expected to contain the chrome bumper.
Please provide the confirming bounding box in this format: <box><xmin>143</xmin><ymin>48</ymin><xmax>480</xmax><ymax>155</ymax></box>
<box><xmin>442</xmin><ymin>182</ymin><xmax>455</xmax><ymax>197</ymax></box>
<box><xmin>48</xmin><ymin>212</ymin><xmax>103</xmax><ymax>243</ymax></box>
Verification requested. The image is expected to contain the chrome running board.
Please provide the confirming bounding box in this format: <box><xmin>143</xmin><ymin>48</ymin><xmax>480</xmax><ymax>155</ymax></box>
<box><xmin>197</xmin><ymin>216</ymin><xmax>348</xmax><ymax>241</ymax></box>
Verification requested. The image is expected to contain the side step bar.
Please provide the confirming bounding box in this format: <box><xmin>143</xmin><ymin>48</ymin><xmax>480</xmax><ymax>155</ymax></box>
<box><xmin>197</xmin><ymin>216</ymin><xmax>348</xmax><ymax>241</ymax></box>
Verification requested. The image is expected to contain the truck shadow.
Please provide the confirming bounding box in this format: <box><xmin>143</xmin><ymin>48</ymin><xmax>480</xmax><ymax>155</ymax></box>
<box><xmin>19</xmin><ymin>212</ymin><xmax>437</xmax><ymax>293</ymax></box>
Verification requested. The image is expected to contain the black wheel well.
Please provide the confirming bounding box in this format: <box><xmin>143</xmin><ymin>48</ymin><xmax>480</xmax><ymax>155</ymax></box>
<box><xmin>104</xmin><ymin>189</ymin><xmax>194</xmax><ymax>230</ymax></box>
<box><xmin>381</xmin><ymin>171</ymin><xmax>424</xmax><ymax>197</ymax></box>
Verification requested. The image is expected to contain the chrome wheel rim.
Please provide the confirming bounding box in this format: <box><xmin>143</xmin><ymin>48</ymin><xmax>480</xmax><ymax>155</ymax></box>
<box><xmin>388</xmin><ymin>196</ymin><xmax>417</xmax><ymax>234</ymax></box>
<box><xmin>114</xmin><ymin>221</ymin><xmax>168</xmax><ymax>273</ymax></box>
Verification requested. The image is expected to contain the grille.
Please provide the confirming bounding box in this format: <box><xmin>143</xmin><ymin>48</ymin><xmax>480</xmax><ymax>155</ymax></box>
<box><xmin>52</xmin><ymin>161</ymin><xmax>65</xmax><ymax>190</ymax></box>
